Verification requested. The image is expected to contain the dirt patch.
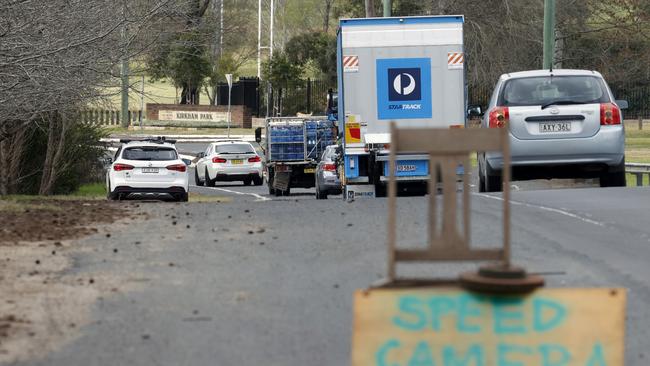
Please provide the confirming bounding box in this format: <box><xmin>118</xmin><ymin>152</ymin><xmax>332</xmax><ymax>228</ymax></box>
<box><xmin>0</xmin><ymin>198</ymin><xmax>146</xmax><ymax>363</ymax></box>
<box><xmin>0</xmin><ymin>199</ymin><xmax>128</xmax><ymax>244</ymax></box>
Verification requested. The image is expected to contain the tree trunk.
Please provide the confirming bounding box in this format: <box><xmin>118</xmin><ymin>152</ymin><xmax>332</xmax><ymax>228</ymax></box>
<box><xmin>365</xmin><ymin>0</ymin><xmax>375</xmax><ymax>17</ymax></box>
<box><xmin>39</xmin><ymin>112</ymin><xmax>67</xmax><ymax>195</ymax></box>
<box><xmin>323</xmin><ymin>0</ymin><xmax>333</xmax><ymax>32</ymax></box>
<box><xmin>0</xmin><ymin>127</ymin><xmax>29</xmax><ymax>195</ymax></box>
<box><xmin>180</xmin><ymin>82</ymin><xmax>200</xmax><ymax>104</ymax></box>
<box><xmin>0</xmin><ymin>140</ymin><xmax>9</xmax><ymax>195</ymax></box>
<box><xmin>7</xmin><ymin>128</ymin><xmax>27</xmax><ymax>194</ymax></box>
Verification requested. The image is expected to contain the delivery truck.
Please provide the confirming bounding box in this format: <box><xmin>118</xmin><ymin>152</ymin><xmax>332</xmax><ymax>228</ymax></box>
<box><xmin>264</xmin><ymin>117</ymin><xmax>337</xmax><ymax>196</ymax></box>
<box><xmin>337</xmin><ymin>15</ymin><xmax>467</xmax><ymax>199</ymax></box>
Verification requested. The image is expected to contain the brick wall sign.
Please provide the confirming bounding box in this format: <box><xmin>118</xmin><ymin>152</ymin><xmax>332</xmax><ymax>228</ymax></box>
<box><xmin>158</xmin><ymin>110</ymin><xmax>228</xmax><ymax>123</ymax></box>
<box><xmin>352</xmin><ymin>287</ymin><xmax>625</xmax><ymax>366</ymax></box>
<box><xmin>146</xmin><ymin>104</ymin><xmax>252</xmax><ymax>128</ymax></box>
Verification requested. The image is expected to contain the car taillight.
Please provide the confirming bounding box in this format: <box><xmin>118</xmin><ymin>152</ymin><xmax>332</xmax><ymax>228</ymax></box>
<box><xmin>600</xmin><ymin>103</ymin><xmax>621</xmax><ymax>125</ymax></box>
<box><xmin>248</xmin><ymin>156</ymin><xmax>261</xmax><ymax>163</ymax></box>
<box><xmin>212</xmin><ymin>157</ymin><xmax>227</xmax><ymax>163</ymax></box>
<box><xmin>113</xmin><ymin>163</ymin><xmax>134</xmax><ymax>171</ymax></box>
<box><xmin>166</xmin><ymin>164</ymin><xmax>186</xmax><ymax>172</ymax></box>
<box><xmin>488</xmin><ymin>106</ymin><xmax>509</xmax><ymax>128</ymax></box>
<box><xmin>323</xmin><ymin>163</ymin><xmax>336</xmax><ymax>171</ymax></box>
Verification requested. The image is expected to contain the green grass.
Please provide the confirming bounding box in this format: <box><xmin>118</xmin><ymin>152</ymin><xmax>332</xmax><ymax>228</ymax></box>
<box><xmin>188</xmin><ymin>193</ymin><xmax>232</xmax><ymax>203</ymax></box>
<box><xmin>625</xmin><ymin>122</ymin><xmax>650</xmax><ymax>163</ymax></box>
<box><xmin>0</xmin><ymin>183</ymin><xmax>106</xmax><ymax>212</ymax></box>
<box><xmin>72</xmin><ymin>183</ymin><xmax>107</xmax><ymax>197</ymax></box>
<box><xmin>101</xmin><ymin>77</ymin><xmax>214</xmax><ymax>110</ymax></box>
<box><xmin>627</xmin><ymin>173</ymin><xmax>649</xmax><ymax>187</ymax></box>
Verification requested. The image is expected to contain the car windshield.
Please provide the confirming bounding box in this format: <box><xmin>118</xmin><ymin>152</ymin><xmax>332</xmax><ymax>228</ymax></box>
<box><xmin>215</xmin><ymin>143</ymin><xmax>255</xmax><ymax>154</ymax></box>
<box><xmin>122</xmin><ymin>147</ymin><xmax>177</xmax><ymax>161</ymax></box>
<box><xmin>499</xmin><ymin>76</ymin><xmax>610</xmax><ymax>107</ymax></box>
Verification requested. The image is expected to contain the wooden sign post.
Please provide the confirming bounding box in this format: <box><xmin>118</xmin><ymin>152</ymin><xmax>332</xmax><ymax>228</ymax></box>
<box><xmin>351</xmin><ymin>125</ymin><xmax>626</xmax><ymax>365</ymax></box>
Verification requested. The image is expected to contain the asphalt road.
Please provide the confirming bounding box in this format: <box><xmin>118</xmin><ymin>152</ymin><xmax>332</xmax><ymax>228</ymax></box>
<box><xmin>8</xmin><ymin>180</ymin><xmax>650</xmax><ymax>365</ymax></box>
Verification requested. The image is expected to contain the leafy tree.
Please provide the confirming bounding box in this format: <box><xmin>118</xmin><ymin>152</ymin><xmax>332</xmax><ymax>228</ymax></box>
<box><xmin>284</xmin><ymin>32</ymin><xmax>337</xmax><ymax>83</ymax></box>
<box><xmin>262</xmin><ymin>52</ymin><xmax>304</xmax><ymax>88</ymax></box>
<box><xmin>168</xmin><ymin>32</ymin><xmax>212</xmax><ymax>104</ymax></box>
<box><xmin>146</xmin><ymin>0</ymin><xmax>214</xmax><ymax>104</ymax></box>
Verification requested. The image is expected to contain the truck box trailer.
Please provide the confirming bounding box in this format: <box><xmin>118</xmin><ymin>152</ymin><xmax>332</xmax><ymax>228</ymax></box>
<box><xmin>337</xmin><ymin>15</ymin><xmax>467</xmax><ymax>199</ymax></box>
<box><xmin>264</xmin><ymin>117</ymin><xmax>337</xmax><ymax>196</ymax></box>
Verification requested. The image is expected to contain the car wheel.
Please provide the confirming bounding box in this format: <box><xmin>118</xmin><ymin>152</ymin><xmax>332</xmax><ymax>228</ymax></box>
<box><xmin>484</xmin><ymin>160</ymin><xmax>503</xmax><ymax>192</ymax></box>
<box><xmin>267</xmin><ymin>168</ymin><xmax>276</xmax><ymax>195</ymax></box>
<box><xmin>374</xmin><ymin>183</ymin><xmax>387</xmax><ymax>198</ymax></box>
<box><xmin>253</xmin><ymin>176</ymin><xmax>263</xmax><ymax>186</ymax></box>
<box><xmin>243</xmin><ymin>178</ymin><xmax>252</xmax><ymax>186</ymax></box>
<box><xmin>177</xmin><ymin>192</ymin><xmax>189</xmax><ymax>202</ymax></box>
<box><xmin>205</xmin><ymin>168</ymin><xmax>215</xmax><ymax>187</ymax></box>
<box><xmin>478</xmin><ymin>166</ymin><xmax>487</xmax><ymax>193</ymax></box>
<box><xmin>195</xmin><ymin>168</ymin><xmax>204</xmax><ymax>186</ymax></box>
<box><xmin>600</xmin><ymin>162</ymin><xmax>626</xmax><ymax>187</ymax></box>
<box><xmin>275</xmin><ymin>187</ymin><xmax>290</xmax><ymax>196</ymax></box>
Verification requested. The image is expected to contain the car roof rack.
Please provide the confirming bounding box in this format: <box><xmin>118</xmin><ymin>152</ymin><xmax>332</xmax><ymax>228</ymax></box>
<box><xmin>119</xmin><ymin>136</ymin><xmax>177</xmax><ymax>145</ymax></box>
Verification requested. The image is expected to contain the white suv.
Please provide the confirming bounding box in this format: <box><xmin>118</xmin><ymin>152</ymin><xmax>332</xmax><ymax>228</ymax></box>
<box><xmin>106</xmin><ymin>138</ymin><xmax>189</xmax><ymax>201</ymax></box>
<box><xmin>195</xmin><ymin>141</ymin><xmax>264</xmax><ymax>186</ymax></box>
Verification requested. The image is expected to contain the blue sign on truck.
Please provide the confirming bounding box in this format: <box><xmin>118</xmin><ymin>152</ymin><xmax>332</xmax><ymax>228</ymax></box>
<box><xmin>376</xmin><ymin>58</ymin><xmax>432</xmax><ymax>120</ymax></box>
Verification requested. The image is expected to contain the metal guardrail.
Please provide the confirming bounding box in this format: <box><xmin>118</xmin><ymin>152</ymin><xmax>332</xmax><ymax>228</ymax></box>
<box><xmin>626</xmin><ymin>163</ymin><xmax>650</xmax><ymax>186</ymax></box>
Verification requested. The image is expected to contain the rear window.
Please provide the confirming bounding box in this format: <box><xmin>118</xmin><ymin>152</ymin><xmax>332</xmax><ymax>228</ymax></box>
<box><xmin>122</xmin><ymin>147</ymin><xmax>177</xmax><ymax>161</ymax></box>
<box><xmin>322</xmin><ymin>147</ymin><xmax>337</xmax><ymax>161</ymax></box>
<box><xmin>499</xmin><ymin>76</ymin><xmax>610</xmax><ymax>107</ymax></box>
<box><xmin>215</xmin><ymin>143</ymin><xmax>255</xmax><ymax>154</ymax></box>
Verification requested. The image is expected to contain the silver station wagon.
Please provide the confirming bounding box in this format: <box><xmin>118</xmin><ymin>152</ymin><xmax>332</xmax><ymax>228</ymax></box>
<box><xmin>478</xmin><ymin>69</ymin><xmax>628</xmax><ymax>192</ymax></box>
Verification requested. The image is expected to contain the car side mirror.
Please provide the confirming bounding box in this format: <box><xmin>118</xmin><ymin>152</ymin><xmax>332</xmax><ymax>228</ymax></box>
<box><xmin>615</xmin><ymin>100</ymin><xmax>629</xmax><ymax>110</ymax></box>
<box><xmin>197</xmin><ymin>152</ymin><xmax>205</xmax><ymax>159</ymax></box>
<box><xmin>103</xmin><ymin>157</ymin><xmax>113</xmax><ymax>166</ymax></box>
<box><xmin>467</xmin><ymin>105</ymin><xmax>483</xmax><ymax>118</ymax></box>
<box><xmin>255</xmin><ymin>127</ymin><xmax>262</xmax><ymax>143</ymax></box>
<box><xmin>182</xmin><ymin>158</ymin><xmax>191</xmax><ymax>166</ymax></box>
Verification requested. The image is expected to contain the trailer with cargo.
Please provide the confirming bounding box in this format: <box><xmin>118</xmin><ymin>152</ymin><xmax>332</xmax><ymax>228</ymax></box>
<box><xmin>264</xmin><ymin>117</ymin><xmax>337</xmax><ymax>196</ymax></box>
<box><xmin>337</xmin><ymin>15</ymin><xmax>467</xmax><ymax>199</ymax></box>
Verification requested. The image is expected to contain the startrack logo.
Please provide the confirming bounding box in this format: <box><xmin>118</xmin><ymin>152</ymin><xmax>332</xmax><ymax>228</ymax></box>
<box><xmin>376</xmin><ymin>58</ymin><xmax>432</xmax><ymax>120</ymax></box>
<box><xmin>388</xmin><ymin>68</ymin><xmax>421</xmax><ymax>101</ymax></box>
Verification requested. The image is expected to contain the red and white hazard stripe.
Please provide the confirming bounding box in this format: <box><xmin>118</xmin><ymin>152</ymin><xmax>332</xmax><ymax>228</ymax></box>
<box><xmin>447</xmin><ymin>52</ymin><xmax>464</xmax><ymax>66</ymax></box>
<box><xmin>343</xmin><ymin>55</ymin><xmax>359</xmax><ymax>68</ymax></box>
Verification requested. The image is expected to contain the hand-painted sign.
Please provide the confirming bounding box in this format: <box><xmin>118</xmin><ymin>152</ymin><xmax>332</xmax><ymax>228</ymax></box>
<box><xmin>376</xmin><ymin>58</ymin><xmax>432</xmax><ymax>120</ymax></box>
<box><xmin>159</xmin><ymin>110</ymin><xmax>228</xmax><ymax>123</ymax></box>
<box><xmin>352</xmin><ymin>288</ymin><xmax>625</xmax><ymax>366</ymax></box>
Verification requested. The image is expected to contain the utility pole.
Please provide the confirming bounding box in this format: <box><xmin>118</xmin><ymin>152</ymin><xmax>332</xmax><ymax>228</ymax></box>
<box><xmin>139</xmin><ymin>75</ymin><xmax>144</xmax><ymax>130</ymax></box>
<box><xmin>257</xmin><ymin>0</ymin><xmax>262</xmax><ymax>79</ymax></box>
<box><xmin>270</xmin><ymin>0</ymin><xmax>274</xmax><ymax>58</ymax></box>
<box><xmin>543</xmin><ymin>0</ymin><xmax>556</xmax><ymax>69</ymax></box>
<box><xmin>382</xmin><ymin>0</ymin><xmax>391</xmax><ymax>17</ymax></box>
<box><xmin>219</xmin><ymin>0</ymin><xmax>224</xmax><ymax>56</ymax></box>
<box><xmin>226</xmin><ymin>74</ymin><xmax>232</xmax><ymax>138</ymax></box>
<box><xmin>120</xmin><ymin>4</ymin><xmax>129</xmax><ymax>128</ymax></box>
<box><xmin>267</xmin><ymin>0</ymin><xmax>275</xmax><ymax>117</ymax></box>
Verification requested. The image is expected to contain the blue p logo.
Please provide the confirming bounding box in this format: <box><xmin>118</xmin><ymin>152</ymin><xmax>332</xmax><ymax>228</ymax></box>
<box><xmin>388</xmin><ymin>68</ymin><xmax>421</xmax><ymax>101</ymax></box>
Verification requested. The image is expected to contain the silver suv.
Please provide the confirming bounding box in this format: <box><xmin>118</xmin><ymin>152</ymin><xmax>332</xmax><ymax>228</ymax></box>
<box><xmin>478</xmin><ymin>69</ymin><xmax>628</xmax><ymax>192</ymax></box>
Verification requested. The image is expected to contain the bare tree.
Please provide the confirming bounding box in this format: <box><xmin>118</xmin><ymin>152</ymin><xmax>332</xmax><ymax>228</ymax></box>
<box><xmin>0</xmin><ymin>0</ymin><xmax>177</xmax><ymax>194</ymax></box>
